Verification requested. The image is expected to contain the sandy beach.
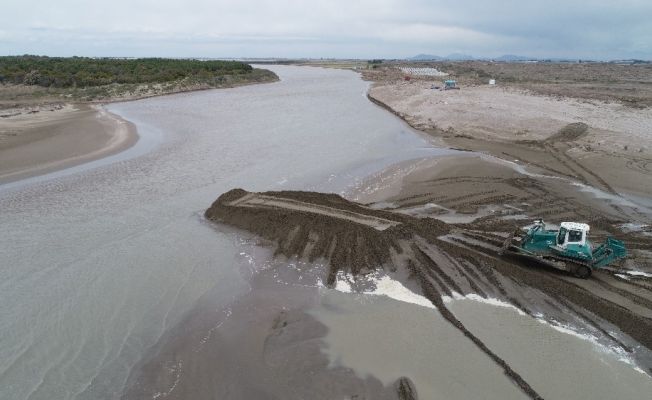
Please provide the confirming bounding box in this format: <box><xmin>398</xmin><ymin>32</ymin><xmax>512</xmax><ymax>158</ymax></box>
<box><xmin>0</xmin><ymin>103</ymin><xmax>137</xmax><ymax>184</ymax></box>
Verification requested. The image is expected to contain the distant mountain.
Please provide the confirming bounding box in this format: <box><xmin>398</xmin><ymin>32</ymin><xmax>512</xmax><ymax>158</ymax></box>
<box><xmin>494</xmin><ymin>54</ymin><xmax>532</xmax><ymax>62</ymax></box>
<box><xmin>445</xmin><ymin>53</ymin><xmax>475</xmax><ymax>61</ymax></box>
<box><xmin>409</xmin><ymin>54</ymin><xmax>443</xmax><ymax>61</ymax></box>
<box><xmin>408</xmin><ymin>53</ymin><xmax>476</xmax><ymax>61</ymax></box>
<box><xmin>408</xmin><ymin>53</ymin><xmax>541</xmax><ymax>62</ymax></box>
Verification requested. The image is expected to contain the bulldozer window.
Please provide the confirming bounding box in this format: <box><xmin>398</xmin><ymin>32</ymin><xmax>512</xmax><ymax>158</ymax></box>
<box><xmin>557</xmin><ymin>227</ymin><xmax>567</xmax><ymax>245</ymax></box>
<box><xmin>568</xmin><ymin>230</ymin><xmax>582</xmax><ymax>242</ymax></box>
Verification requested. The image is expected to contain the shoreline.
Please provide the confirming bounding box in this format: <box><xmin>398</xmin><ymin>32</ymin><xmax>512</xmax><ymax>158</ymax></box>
<box><xmin>0</xmin><ymin>73</ymin><xmax>280</xmax><ymax>186</ymax></box>
<box><xmin>83</xmin><ymin>70</ymin><xmax>280</xmax><ymax>105</ymax></box>
<box><xmin>0</xmin><ymin>104</ymin><xmax>138</xmax><ymax>185</ymax></box>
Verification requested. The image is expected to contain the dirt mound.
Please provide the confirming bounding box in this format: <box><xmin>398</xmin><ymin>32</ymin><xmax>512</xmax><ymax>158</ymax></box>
<box><xmin>207</xmin><ymin>188</ymin><xmax>448</xmax><ymax>284</ymax></box>
<box><xmin>548</xmin><ymin>122</ymin><xmax>589</xmax><ymax>142</ymax></box>
<box><xmin>395</xmin><ymin>377</ymin><xmax>418</xmax><ymax>400</ymax></box>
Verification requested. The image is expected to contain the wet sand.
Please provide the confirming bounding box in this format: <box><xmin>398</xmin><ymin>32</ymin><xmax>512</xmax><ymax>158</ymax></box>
<box><xmin>0</xmin><ymin>104</ymin><xmax>137</xmax><ymax>184</ymax></box>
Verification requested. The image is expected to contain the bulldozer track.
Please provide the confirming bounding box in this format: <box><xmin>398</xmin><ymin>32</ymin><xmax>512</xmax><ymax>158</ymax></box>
<box><xmin>625</xmin><ymin>158</ymin><xmax>652</xmax><ymax>175</ymax></box>
<box><xmin>227</xmin><ymin>193</ymin><xmax>402</xmax><ymax>231</ymax></box>
<box><xmin>499</xmin><ymin>149</ymin><xmax>570</xmax><ymax>177</ymax></box>
<box><xmin>543</xmin><ymin>143</ymin><xmax>589</xmax><ymax>182</ymax></box>
<box><xmin>552</xmin><ymin>144</ymin><xmax>617</xmax><ymax>194</ymax></box>
<box><xmin>592</xmin><ymin>275</ymin><xmax>652</xmax><ymax>310</ymax></box>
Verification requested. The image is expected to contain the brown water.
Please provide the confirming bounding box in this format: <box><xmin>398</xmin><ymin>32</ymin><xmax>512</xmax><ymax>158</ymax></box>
<box><xmin>311</xmin><ymin>284</ymin><xmax>652</xmax><ymax>399</ymax></box>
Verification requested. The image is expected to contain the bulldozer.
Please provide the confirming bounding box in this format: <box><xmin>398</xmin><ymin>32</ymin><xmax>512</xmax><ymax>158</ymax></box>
<box><xmin>499</xmin><ymin>220</ymin><xmax>627</xmax><ymax>278</ymax></box>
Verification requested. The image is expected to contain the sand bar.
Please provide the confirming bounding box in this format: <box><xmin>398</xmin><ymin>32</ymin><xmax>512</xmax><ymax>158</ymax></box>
<box><xmin>0</xmin><ymin>103</ymin><xmax>138</xmax><ymax>184</ymax></box>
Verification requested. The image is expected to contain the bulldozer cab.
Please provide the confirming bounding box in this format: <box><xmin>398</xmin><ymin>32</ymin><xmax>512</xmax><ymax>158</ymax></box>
<box><xmin>556</xmin><ymin>222</ymin><xmax>589</xmax><ymax>248</ymax></box>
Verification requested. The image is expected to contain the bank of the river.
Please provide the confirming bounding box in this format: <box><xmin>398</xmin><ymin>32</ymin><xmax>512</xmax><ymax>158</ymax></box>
<box><xmin>0</xmin><ymin>67</ymin><xmax>278</xmax><ymax>184</ymax></box>
<box><xmin>364</xmin><ymin>68</ymin><xmax>652</xmax><ymax>200</ymax></box>
<box><xmin>0</xmin><ymin>104</ymin><xmax>138</xmax><ymax>184</ymax></box>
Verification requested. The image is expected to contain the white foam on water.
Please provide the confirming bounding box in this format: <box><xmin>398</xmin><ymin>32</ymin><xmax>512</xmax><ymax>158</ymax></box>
<box><xmin>625</xmin><ymin>270</ymin><xmax>652</xmax><ymax>278</ymax></box>
<box><xmin>332</xmin><ymin>273</ymin><xmax>434</xmax><ymax>309</ymax></box>
<box><xmin>619</xmin><ymin>223</ymin><xmax>649</xmax><ymax>233</ymax></box>
<box><xmin>333</xmin><ymin>274</ymin><xmax>529</xmax><ymax>314</ymax></box>
<box><xmin>441</xmin><ymin>291</ymin><xmax>528</xmax><ymax>316</ymax></box>
<box><xmin>334</xmin><ymin>277</ymin><xmax>353</xmax><ymax>293</ymax></box>
<box><xmin>331</xmin><ymin>272</ymin><xmax>650</xmax><ymax>378</ymax></box>
<box><xmin>532</xmin><ymin>318</ymin><xmax>649</xmax><ymax>376</ymax></box>
<box><xmin>461</xmin><ymin>293</ymin><xmax>528</xmax><ymax>316</ymax></box>
<box><xmin>459</xmin><ymin>291</ymin><xmax>649</xmax><ymax>376</ymax></box>
<box><xmin>368</xmin><ymin>275</ymin><xmax>435</xmax><ymax>309</ymax></box>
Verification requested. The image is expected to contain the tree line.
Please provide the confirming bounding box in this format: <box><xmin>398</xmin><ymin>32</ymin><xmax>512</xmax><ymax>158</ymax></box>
<box><xmin>0</xmin><ymin>56</ymin><xmax>254</xmax><ymax>88</ymax></box>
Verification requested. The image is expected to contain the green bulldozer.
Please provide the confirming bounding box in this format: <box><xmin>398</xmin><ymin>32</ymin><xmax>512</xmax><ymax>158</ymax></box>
<box><xmin>499</xmin><ymin>220</ymin><xmax>627</xmax><ymax>278</ymax></box>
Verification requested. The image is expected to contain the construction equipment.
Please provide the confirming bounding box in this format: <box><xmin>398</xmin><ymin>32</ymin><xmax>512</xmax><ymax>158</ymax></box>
<box><xmin>444</xmin><ymin>80</ymin><xmax>459</xmax><ymax>90</ymax></box>
<box><xmin>499</xmin><ymin>220</ymin><xmax>627</xmax><ymax>278</ymax></box>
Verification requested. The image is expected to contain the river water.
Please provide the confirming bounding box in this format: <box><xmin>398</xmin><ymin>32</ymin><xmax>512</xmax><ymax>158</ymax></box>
<box><xmin>0</xmin><ymin>65</ymin><xmax>649</xmax><ymax>399</ymax></box>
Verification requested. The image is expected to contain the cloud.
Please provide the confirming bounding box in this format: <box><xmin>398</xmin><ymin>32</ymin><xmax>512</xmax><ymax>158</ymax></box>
<box><xmin>1</xmin><ymin>0</ymin><xmax>650</xmax><ymax>59</ymax></box>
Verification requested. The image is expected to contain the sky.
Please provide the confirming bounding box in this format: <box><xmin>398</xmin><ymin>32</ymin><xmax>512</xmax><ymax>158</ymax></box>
<box><xmin>1</xmin><ymin>0</ymin><xmax>651</xmax><ymax>60</ymax></box>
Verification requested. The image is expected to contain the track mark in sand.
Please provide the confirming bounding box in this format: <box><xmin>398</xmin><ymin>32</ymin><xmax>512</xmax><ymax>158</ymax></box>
<box><xmin>543</xmin><ymin>143</ymin><xmax>588</xmax><ymax>182</ymax></box>
<box><xmin>406</xmin><ymin>257</ymin><xmax>544</xmax><ymax>400</ymax></box>
<box><xmin>626</xmin><ymin>158</ymin><xmax>652</xmax><ymax>175</ymax></box>
<box><xmin>607</xmin><ymin>270</ymin><xmax>652</xmax><ymax>292</ymax></box>
<box><xmin>557</xmin><ymin>145</ymin><xmax>617</xmax><ymax>194</ymax></box>
<box><xmin>500</xmin><ymin>149</ymin><xmax>570</xmax><ymax>177</ymax></box>
<box><xmin>555</xmin><ymin>296</ymin><xmax>632</xmax><ymax>353</ymax></box>
<box><xmin>544</xmin><ymin>143</ymin><xmax>617</xmax><ymax>194</ymax></box>
<box><xmin>228</xmin><ymin>193</ymin><xmax>401</xmax><ymax>231</ymax></box>
<box><xmin>589</xmin><ymin>274</ymin><xmax>652</xmax><ymax>312</ymax></box>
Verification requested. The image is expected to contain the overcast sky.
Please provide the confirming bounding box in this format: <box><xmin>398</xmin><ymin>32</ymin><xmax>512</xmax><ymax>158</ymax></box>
<box><xmin>1</xmin><ymin>0</ymin><xmax>651</xmax><ymax>60</ymax></box>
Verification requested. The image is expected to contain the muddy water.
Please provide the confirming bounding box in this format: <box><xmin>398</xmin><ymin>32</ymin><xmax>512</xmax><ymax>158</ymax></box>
<box><xmin>312</xmin><ymin>290</ymin><xmax>652</xmax><ymax>399</ymax></box>
<box><xmin>311</xmin><ymin>291</ymin><xmax>529</xmax><ymax>399</ymax></box>
<box><xmin>447</xmin><ymin>299</ymin><xmax>652</xmax><ymax>399</ymax></box>
<box><xmin>0</xmin><ymin>66</ymin><xmax>447</xmax><ymax>400</ymax></box>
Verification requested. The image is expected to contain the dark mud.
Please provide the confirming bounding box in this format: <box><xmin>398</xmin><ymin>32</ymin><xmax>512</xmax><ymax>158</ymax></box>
<box><xmin>206</xmin><ymin>188</ymin><xmax>449</xmax><ymax>285</ymax></box>
<box><xmin>547</xmin><ymin>122</ymin><xmax>589</xmax><ymax>142</ymax></box>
